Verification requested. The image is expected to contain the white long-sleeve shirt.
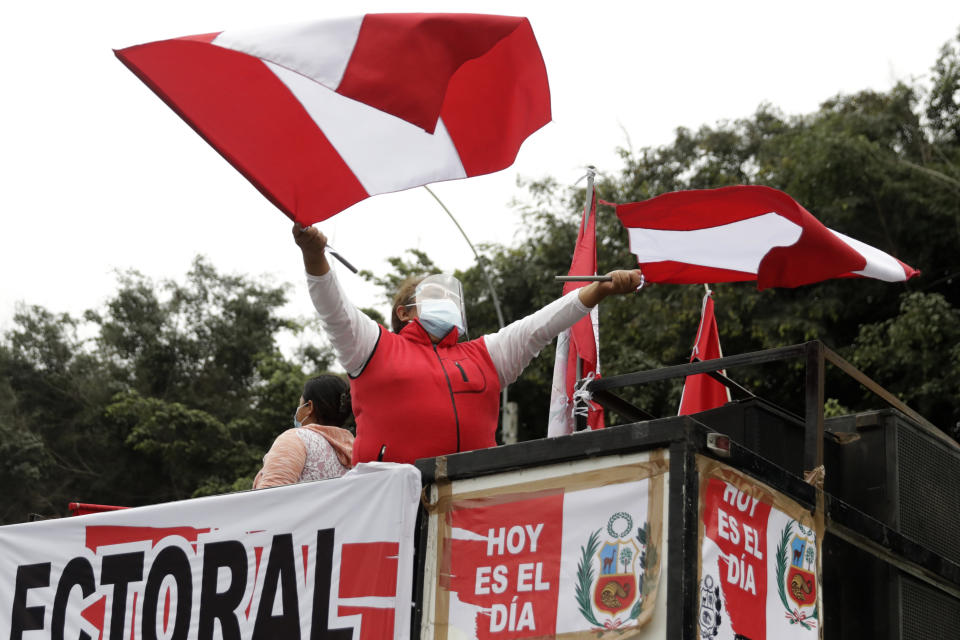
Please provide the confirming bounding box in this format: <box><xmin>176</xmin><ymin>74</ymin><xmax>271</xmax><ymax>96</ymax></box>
<box><xmin>306</xmin><ymin>269</ymin><xmax>592</xmax><ymax>386</ymax></box>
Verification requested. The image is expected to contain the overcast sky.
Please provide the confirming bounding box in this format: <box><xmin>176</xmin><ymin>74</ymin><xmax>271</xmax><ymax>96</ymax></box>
<box><xmin>2</xmin><ymin>0</ymin><xmax>958</xmax><ymax>336</ymax></box>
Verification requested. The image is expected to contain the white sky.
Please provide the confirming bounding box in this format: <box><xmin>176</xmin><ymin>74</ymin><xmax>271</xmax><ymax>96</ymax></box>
<box><xmin>1</xmin><ymin>0</ymin><xmax>958</xmax><ymax>335</ymax></box>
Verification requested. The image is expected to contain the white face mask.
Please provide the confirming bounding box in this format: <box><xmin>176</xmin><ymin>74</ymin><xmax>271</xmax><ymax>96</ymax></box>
<box><xmin>417</xmin><ymin>298</ymin><xmax>465</xmax><ymax>338</ymax></box>
<box><xmin>413</xmin><ymin>273</ymin><xmax>467</xmax><ymax>338</ymax></box>
<box><xmin>293</xmin><ymin>402</ymin><xmax>309</xmax><ymax>428</ymax></box>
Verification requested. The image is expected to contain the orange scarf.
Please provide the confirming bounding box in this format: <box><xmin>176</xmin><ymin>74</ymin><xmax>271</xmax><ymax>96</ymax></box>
<box><xmin>301</xmin><ymin>424</ymin><xmax>354</xmax><ymax>468</ymax></box>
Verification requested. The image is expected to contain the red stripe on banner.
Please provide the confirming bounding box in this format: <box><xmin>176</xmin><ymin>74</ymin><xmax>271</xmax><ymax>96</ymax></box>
<box><xmin>339</xmin><ymin>542</ymin><xmax>399</xmax><ymax>598</ymax></box>
<box><xmin>302</xmin><ymin>544</ymin><xmax>310</xmax><ymax>585</ymax></box>
<box><xmin>446</xmin><ymin>491</ymin><xmax>564</xmax><ymax>638</ymax></box>
<box><xmin>114</xmin><ymin>39</ymin><xmax>368</xmax><ymax>226</ymax></box>
<box><xmin>245</xmin><ymin>546</ymin><xmax>264</xmax><ymax>619</ymax></box>
<box><xmin>339</xmin><ymin>14</ymin><xmax>524</xmax><ymax>134</ymax></box>
<box><xmin>163</xmin><ymin>588</ymin><xmax>171</xmax><ymax>633</ymax></box>
<box><xmin>441</xmin><ymin>17</ymin><xmax>551</xmax><ymax>176</ymax></box>
<box><xmin>336</xmin><ymin>606</ymin><xmax>394</xmax><ymax>640</ymax></box>
<box><xmin>702</xmin><ymin>477</ymin><xmax>772</xmax><ymax>639</ymax></box>
<box><xmin>81</xmin><ymin>595</ymin><xmax>106</xmax><ymax>638</ymax></box>
<box><xmin>85</xmin><ymin>525</ymin><xmax>210</xmax><ymax>552</ymax></box>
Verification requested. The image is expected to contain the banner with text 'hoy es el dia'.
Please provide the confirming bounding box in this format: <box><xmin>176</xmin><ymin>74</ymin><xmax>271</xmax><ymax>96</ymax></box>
<box><xmin>425</xmin><ymin>450</ymin><xmax>669</xmax><ymax>639</ymax></box>
<box><xmin>697</xmin><ymin>457</ymin><xmax>823</xmax><ymax>640</ymax></box>
<box><xmin>0</xmin><ymin>463</ymin><xmax>420</xmax><ymax>640</ymax></box>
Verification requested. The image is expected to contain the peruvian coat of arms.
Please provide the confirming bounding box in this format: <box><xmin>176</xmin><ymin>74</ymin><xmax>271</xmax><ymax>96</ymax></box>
<box><xmin>775</xmin><ymin>519</ymin><xmax>819</xmax><ymax>630</ymax></box>
<box><xmin>575</xmin><ymin>512</ymin><xmax>656</xmax><ymax>630</ymax></box>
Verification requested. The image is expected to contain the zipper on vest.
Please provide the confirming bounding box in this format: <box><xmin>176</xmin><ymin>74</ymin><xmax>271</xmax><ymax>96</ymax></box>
<box><xmin>454</xmin><ymin>361</ymin><xmax>468</xmax><ymax>382</ymax></box>
<box><xmin>433</xmin><ymin>345</ymin><xmax>461</xmax><ymax>452</ymax></box>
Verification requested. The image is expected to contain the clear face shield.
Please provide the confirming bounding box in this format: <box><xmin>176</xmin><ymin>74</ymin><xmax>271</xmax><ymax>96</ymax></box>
<box><xmin>414</xmin><ymin>273</ymin><xmax>467</xmax><ymax>339</ymax></box>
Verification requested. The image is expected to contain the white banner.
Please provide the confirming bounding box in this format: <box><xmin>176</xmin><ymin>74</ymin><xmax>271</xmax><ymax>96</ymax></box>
<box><xmin>0</xmin><ymin>462</ymin><xmax>420</xmax><ymax>640</ymax></box>
<box><xmin>425</xmin><ymin>450</ymin><xmax>669</xmax><ymax>638</ymax></box>
<box><xmin>697</xmin><ymin>457</ymin><xmax>822</xmax><ymax>640</ymax></box>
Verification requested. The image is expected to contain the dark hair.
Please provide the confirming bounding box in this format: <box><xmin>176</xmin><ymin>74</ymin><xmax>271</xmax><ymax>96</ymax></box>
<box><xmin>302</xmin><ymin>375</ymin><xmax>352</xmax><ymax>427</ymax></box>
<box><xmin>390</xmin><ymin>276</ymin><xmax>425</xmax><ymax>333</ymax></box>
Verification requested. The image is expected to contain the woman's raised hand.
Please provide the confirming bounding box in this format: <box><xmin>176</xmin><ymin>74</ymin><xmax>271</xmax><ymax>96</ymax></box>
<box><xmin>293</xmin><ymin>224</ymin><xmax>330</xmax><ymax>276</ymax></box>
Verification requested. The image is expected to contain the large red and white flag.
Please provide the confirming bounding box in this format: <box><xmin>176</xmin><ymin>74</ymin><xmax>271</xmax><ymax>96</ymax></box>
<box><xmin>614</xmin><ymin>185</ymin><xmax>919</xmax><ymax>289</ymax></box>
<box><xmin>116</xmin><ymin>14</ymin><xmax>551</xmax><ymax>226</ymax></box>
<box><xmin>678</xmin><ymin>289</ymin><xmax>732</xmax><ymax>415</ymax></box>
<box><xmin>548</xmin><ymin>187</ymin><xmax>604</xmax><ymax>436</ymax></box>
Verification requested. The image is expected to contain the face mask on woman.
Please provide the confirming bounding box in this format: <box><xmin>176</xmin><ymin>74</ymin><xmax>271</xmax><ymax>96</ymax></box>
<box><xmin>293</xmin><ymin>402</ymin><xmax>309</xmax><ymax>428</ymax></box>
<box><xmin>417</xmin><ymin>298</ymin><xmax>465</xmax><ymax>338</ymax></box>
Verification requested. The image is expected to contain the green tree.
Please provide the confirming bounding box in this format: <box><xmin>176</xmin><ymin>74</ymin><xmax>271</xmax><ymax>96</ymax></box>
<box><xmin>0</xmin><ymin>257</ymin><xmax>332</xmax><ymax>522</ymax></box>
<box><xmin>0</xmin><ymin>305</ymin><xmax>123</xmax><ymax>518</ymax></box>
<box><xmin>852</xmin><ymin>292</ymin><xmax>960</xmax><ymax>440</ymax></box>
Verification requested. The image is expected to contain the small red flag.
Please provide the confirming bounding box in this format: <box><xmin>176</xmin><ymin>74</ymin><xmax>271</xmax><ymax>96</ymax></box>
<box><xmin>678</xmin><ymin>290</ymin><xmax>731</xmax><ymax>415</ymax></box>
<box><xmin>548</xmin><ymin>187</ymin><xmax>604</xmax><ymax>435</ymax></box>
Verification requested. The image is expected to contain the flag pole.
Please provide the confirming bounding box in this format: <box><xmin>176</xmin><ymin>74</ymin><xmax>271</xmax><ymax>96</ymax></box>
<box><xmin>423</xmin><ymin>185</ymin><xmax>514</xmax><ymax>441</ymax></box>
<box><xmin>423</xmin><ymin>186</ymin><xmax>505</xmax><ymax>329</ymax></box>
<box><xmin>555</xmin><ymin>275</ymin><xmax>612</xmax><ymax>282</ymax></box>
<box><xmin>325</xmin><ymin>245</ymin><xmax>359</xmax><ymax>274</ymax></box>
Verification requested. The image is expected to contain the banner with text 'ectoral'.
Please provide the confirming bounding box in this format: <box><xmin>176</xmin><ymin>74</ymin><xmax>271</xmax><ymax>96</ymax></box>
<box><xmin>0</xmin><ymin>463</ymin><xmax>420</xmax><ymax>640</ymax></box>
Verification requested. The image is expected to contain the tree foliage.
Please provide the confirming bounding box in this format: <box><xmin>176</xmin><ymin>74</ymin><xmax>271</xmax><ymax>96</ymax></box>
<box><xmin>0</xmin><ymin>257</ymin><xmax>332</xmax><ymax>523</ymax></box>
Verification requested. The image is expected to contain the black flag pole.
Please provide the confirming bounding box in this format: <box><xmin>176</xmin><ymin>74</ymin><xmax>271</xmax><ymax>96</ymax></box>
<box><xmin>297</xmin><ymin>224</ymin><xmax>360</xmax><ymax>274</ymax></box>
<box><xmin>325</xmin><ymin>246</ymin><xmax>358</xmax><ymax>274</ymax></box>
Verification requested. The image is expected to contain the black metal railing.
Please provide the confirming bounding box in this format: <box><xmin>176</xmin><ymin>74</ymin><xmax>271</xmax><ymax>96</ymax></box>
<box><xmin>585</xmin><ymin>340</ymin><xmax>955</xmax><ymax>476</ymax></box>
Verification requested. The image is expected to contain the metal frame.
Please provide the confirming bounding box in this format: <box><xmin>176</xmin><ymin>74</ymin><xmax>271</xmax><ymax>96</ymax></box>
<box><xmin>666</xmin><ymin>438</ymin><xmax>699</xmax><ymax>638</ymax></box>
<box><xmin>587</xmin><ymin>340</ymin><xmax>958</xmax><ymax>478</ymax></box>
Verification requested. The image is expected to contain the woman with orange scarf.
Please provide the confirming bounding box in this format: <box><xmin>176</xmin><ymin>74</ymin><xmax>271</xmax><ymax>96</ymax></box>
<box><xmin>253</xmin><ymin>375</ymin><xmax>355</xmax><ymax>488</ymax></box>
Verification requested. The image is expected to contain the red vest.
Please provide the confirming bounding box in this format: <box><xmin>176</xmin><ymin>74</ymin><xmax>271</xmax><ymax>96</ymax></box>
<box><xmin>350</xmin><ymin>320</ymin><xmax>501</xmax><ymax>465</ymax></box>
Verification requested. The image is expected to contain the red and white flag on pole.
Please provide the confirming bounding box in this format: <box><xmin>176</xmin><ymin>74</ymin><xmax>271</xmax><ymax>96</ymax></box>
<box><xmin>116</xmin><ymin>14</ymin><xmax>551</xmax><ymax>226</ymax></box>
<box><xmin>678</xmin><ymin>289</ymin><xmax>732</xmax><ymax>415</ymax></box>
<box><xmin>548</xmin><ymin>184</ymin><xmax>604</xmax><ymax>436</ymax></box>
<box><xmin>614</xmin><ymin>185</ymin><xmax>919</xmax><ymax>288</ymax></box>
